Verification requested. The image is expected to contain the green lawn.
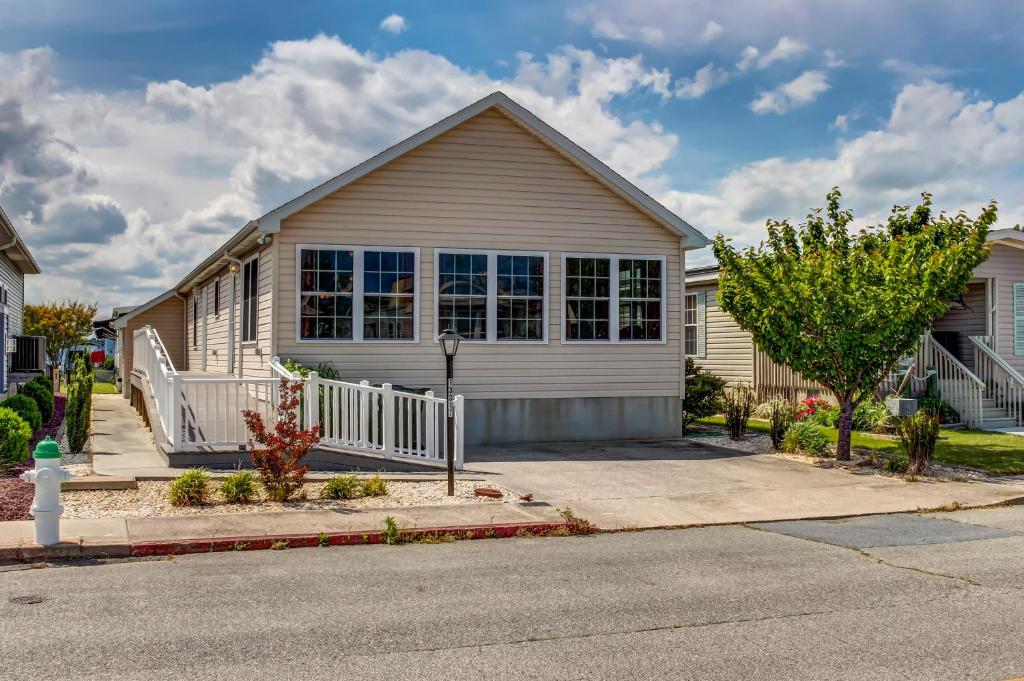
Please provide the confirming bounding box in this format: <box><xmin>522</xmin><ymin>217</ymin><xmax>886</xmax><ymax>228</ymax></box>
<box><xmin>92</xmin><ymin>382</ymin><xmax>119</xmax><ymax>395</ymax></box>
<box><xmin>696</xmin><ymin>416</ymin><xmax>1024</xmax><ymax>475</ymax></box>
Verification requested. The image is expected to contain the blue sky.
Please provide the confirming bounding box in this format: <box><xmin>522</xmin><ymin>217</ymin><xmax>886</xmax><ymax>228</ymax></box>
<box><xmin>1</xmin><ymin>0</ymin><xmax>1022</xmax><ymax>312</ymax></box>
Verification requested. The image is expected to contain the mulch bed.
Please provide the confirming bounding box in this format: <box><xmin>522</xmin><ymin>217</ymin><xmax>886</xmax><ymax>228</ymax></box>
<box><xmin>0</xmin><ymin>393</ymin><xmax>67</xmax><ymax>522</ymax></box>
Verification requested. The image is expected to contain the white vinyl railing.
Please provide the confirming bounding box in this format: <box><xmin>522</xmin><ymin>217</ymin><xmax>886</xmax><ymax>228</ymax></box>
<box><xmin>131</xmin><ymin>332</ymin><xmax>464</xmax><ymax>467</ymax></box>
<box><xmin>971</xmin><ymin>335</ymin><xmax>1024</xmax><ymax>427</ymax></box>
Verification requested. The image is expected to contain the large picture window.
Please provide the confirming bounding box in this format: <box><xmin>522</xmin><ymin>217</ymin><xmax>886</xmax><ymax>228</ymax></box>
<box><xmin>297</xmin><ymin>245</ymin><xmax>418</xmax><ymax>342</ymax></box>
<box><xmin>435</xmin><ymin>249</ymin><xmax>548</xmax><ymax>343</ymax></box>
<box><xmin>562</xmin><ymin>254</ymin><xmax>666</xmax><ymax>344</ymax></box>
<box><xmin>241</xmin><ymin>257</ymin><xmax>259</xmax><ymax>343</ymax></box>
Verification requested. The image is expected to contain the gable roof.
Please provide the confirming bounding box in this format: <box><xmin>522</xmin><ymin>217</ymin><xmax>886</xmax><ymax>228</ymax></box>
<box><xmin>253</xmin><ymin>91</ymin><xmax>708</xmax><ymax>248</ymax></box>
<box><xmin>0</xmin><ymin>203</ymin><xmax>41</xmax><ymax>275</ymax></box>
<box><xmin>111</xmin><ymin>289</ymin><xmax>179</xmax><ymax>329</ymax></box>
<box><xmin>987</xmin><ymin>227</ymin><xmax>1024</xmax><ymax>250</ymax></box>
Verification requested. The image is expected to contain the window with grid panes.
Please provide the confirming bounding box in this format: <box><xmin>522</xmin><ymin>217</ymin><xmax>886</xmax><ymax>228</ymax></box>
<box><xmin>362</xmin><ymin>250</ymin><xmax>416</xmax><ymax>340</ymax></box>
<box><xmin>496</xmin><ymin>254</ymin><xmax>544</xmax><ymax>340</ymax></box>
<box><xmin>564</xmin><ymin>256</ymin><xmax>611</xmax><ymax>340</ymax></box>
<box><xmin>299</xmin><ymin>248</ymin><xmax>354</xmax><ymax>340</ymax></box>
<box><xmin>438</xmin><ymin>252</ymin><xmax>488</xmax><ymax>339</ymax></box>
<box><xmin>617</xmin><ymin>258</ymin><xmax>662</xmax><ymax>341</ymax></box>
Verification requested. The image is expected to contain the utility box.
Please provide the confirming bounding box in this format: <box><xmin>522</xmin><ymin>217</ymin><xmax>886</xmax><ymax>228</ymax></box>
<box><xmin>885</xmin><ymin>397</ymin><xmax>918</xmax><ymax>418</ymax></box>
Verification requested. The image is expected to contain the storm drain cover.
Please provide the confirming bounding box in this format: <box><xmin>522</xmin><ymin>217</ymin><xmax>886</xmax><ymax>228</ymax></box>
<box><xmin>751</xmin><ymin>514</ymin><xmax>1019</xmax><ymax>549</ymax></box>
<box><xmin>9</xmin><ymin>594</ymin><xmax>44</xmax><ymax>605</ymax></box>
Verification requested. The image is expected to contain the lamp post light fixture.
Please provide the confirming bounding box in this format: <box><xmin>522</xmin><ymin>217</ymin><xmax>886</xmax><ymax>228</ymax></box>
<box><xmin>437</xmin><ymin>329</ymin><xmax>463</xmax><ymax>496</ymax></box>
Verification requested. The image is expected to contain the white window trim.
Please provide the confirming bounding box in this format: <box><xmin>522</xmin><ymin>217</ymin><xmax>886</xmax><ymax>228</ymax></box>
<box><xmin>683</xmin><ymin>292</ymin><xmax>698</xmax><ymax>357</ymax></box>
<box><xmin>433</xmin><ymin>248</ymin><xmax>549</xmax><ymax>345</ymax></box>
<box><xmin>241</xmin><ymin>253</ymin><xmax>259</xmax><ymax>345</ymax></box>
<box><xmin>560</xmin><ymin>252</ymin><xmax>668</xmax><ymax>345</ymax></box>
<box><xmin>294</xmin><ymin>244</ymin><xmax>420</xmax><ymax>344</ymax></box>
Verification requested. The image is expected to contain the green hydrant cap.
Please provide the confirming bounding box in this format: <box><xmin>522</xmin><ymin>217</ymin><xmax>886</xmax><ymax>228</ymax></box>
<box><xmin>33</xmin><ymin>436</ymin><xmax>61</xmax><ymax>459</ymax></box>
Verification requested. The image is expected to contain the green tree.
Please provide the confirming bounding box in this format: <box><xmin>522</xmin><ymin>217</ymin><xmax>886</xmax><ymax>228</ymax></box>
<box><xmin>713</xmin><ymin>189</ymin><xmax>994</xmax><ymax>460</ymax></box>
<box><xmin>23</xmin><ymin>300</ymin><xmax>97</xmax><ymax>380</ymax></box>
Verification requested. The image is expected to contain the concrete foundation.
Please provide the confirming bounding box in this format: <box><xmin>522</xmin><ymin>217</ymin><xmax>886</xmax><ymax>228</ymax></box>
<box><xmin>463</xmin><ymin>395</ymin><xmax>681</xmax><ymax>446</ymax></box>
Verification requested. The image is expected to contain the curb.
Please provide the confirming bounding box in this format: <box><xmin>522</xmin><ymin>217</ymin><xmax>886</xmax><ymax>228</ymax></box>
<box><xmin>1</xmin><ymin>521</ymin><xmax>571</xmax><ymax>562</ymax></box>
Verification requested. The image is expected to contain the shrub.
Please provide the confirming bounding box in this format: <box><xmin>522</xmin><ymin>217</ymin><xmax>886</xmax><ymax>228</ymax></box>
<box><xmin>28</xmin><ymin>375</ymin><xmax>54</xmax><ymax>394</ymax></box>
<box><xmin>359</xmin><ymin>474</ymin><xmax>388</xmax><ymax>497</ymax></box>
<box><xmin>886</xmin><ymin>453</ymin><xmax>909</xmax><ymax>474</ymax></box>
<box><xmin>382</xmin><ymin>516</ymin><xmax>401</xmax><ymax>545</ymax></box>
<box><xmin>18</xmin><ymin>380</ymin><xmax>54</xmax><ymax>422</ymax></box>
<box><xmin>795</xmin><ymin>396</ymin><xmax>831</xmax><ymax>421</ymax></box>
<box><xmin>852</xmin><ymin>398</ymin><xmax>894</xmax><ymax>433</ymax></box>
<box><xmin>723</xmin><ymin>384</ymin><xmax>754</xmax><ymax>440</ymax></box>
<box><xmin>219</xmin><ymin>470</ymin><xmax>259</xmax><ymax>504</ymax></box>
<box><xmin>762</xmin><ymin>397</ymin><xmax>794</xmax><ymax>449</ymax></box>
<box><xmin>0</xmin><ymin>407</ymin><xmax>33</xmax><ymax>469</ymax></box>
<box><xmin>808</xmin><ymin>404</ymin><xmax>839</xmax><ymax>427</ymax></box>
<box><xmin>169</xmin><ymin>468</ymin><xmax>210</xmax><ymax>506</ymax></box>
<box><xmin>65</xmin><ymin>357</ymin><xmax>93</xmax><ymax>454</ymax></box>
<box><xmin>321</xmin><ymin>474</ymin><xmax>360</xmax><ymax>500</ymax></box>
<box><xmin>681</xmin><ymin>358</ymin><xmax>726</xmax><ymax>432</ymax></box>
<box><xmin>1</xmin><ymin>394</ymin><xmax>42</xmax><ymax>432</ymax></box>
<box><xmin>898</xmin><ymin>410</ymin><xmax>940</xmax><ymax>475</ymax></box>
<box><xmin>918</xmin><ymin>397</ymin><xmax>958</xmax><ymax>424</ymax></box>
<box><xmin>781</xmin><ymin>421</ymin><xmax>831</xmax><ymax>456</ymax></box>
<box><xmin>101</xmin><ymin>356</ymin><xmax>115</xmax><ymax>371</ymax></box>
<box><xmin>242</xmin><ymin>378</ymin><xmax>321</xmax><ymax>502</ymax></box>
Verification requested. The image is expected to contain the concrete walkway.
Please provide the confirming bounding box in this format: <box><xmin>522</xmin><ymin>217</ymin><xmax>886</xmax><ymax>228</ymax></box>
<box><xmin>0</xmin><ymin>502</ymin><xmax>566</xmax><ymax>560</ymax></box>
<box><xmin>467</xmin><ymin>439</ymin><xmax>1024</xmax><ymax>530</ymax></box>
<box><xmin>90</xmin><ymin>394</ymin><xmax>174</xmax><ymax>478</ymax></box>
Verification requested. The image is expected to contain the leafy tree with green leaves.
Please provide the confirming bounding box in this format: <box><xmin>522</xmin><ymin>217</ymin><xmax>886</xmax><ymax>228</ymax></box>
<box><xmin>713</xmin><ymin>188</ymin><xmax>995</xmax><ymax>460</ymax></box>
<box><xmin>23</xmin><ymin>300</ymin><xmax>97</xmax><ymax>381</ymax></box>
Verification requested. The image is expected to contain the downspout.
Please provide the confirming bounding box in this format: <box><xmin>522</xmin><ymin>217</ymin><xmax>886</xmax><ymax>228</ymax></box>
<box><xmin>224</xmin><ymin>253</ymin><xmax>244</xmax><ymax>378</ymax></box>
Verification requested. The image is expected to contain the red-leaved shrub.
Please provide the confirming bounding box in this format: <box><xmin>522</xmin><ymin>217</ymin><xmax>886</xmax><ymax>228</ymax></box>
<box><xmin>242</xmin><ymin>379</ymin><xmax>320</xmax><ymax>502</ymax></box>
<box><xmin>794</xmin><ymin>396</ymin><xmax>830</xmax><ymax>421</ymax></box>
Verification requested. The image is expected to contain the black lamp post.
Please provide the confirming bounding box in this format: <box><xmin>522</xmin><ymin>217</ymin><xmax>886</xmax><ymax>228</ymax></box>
<box><xmin>437</xmin><ymin>329</ymin><xmax>462</xmax><ymax>496</ymax></box>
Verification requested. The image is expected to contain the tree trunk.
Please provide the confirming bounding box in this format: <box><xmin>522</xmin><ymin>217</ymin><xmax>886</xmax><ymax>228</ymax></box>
<box><xmin>836</xmin><ymin>399</ymin><xmax>854</xmax><ymax>461</ymax></box>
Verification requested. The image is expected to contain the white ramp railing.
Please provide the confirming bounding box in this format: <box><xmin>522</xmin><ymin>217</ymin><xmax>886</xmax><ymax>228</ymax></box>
<box><xmin>971</xmin><ymin>335</ymin><xmax>1024</xmax><ymax>427</ymax></box>
<box><xmin>132</xmin><ymin>327</ymin><xmax>179</xmax><ymax>444</ymax></box>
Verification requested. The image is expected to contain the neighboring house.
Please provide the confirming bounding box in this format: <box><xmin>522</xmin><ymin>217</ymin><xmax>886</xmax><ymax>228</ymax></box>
<box><xmin>0</xmin><ymin>204</ymin><xmax>42</xmax><ymax>395</ymax></box>
<box><xmin>685</xmin><ymin>228</ymin><xmax>1024</xmax><ymax>430</ymax></box>
<box><xmin>116</xmin><ymin>91</ymin><xmax>708</xmax><ymax>462</ymax></box>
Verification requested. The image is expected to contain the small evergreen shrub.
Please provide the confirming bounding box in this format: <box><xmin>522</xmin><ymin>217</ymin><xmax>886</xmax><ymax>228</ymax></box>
<box><xmin>18</xmin><ymin>380</ymin><xmax>54</xmax><ymax>422</ymax></box>
<box><xmin>763</xmin><ymin>397</ymin><xmax>794</xmax><ymax>449</ymax></box>
<box><xmin>723</xmin><ymin>384</ymin><xmax>754</xmax><ymax>440</ymax></box>
<box><xmin>382</xmin><ymin>516</ymin><xmax>401</xmax><ymax>545</ymax></box>
<box><xmin>0</xmin><ymin>407</ymin><xmax>33</xmax><ymax>469</ymax></box>
<box><xmin>321</xmin><ymin>474</ymin><xmax>360</xmax><ymax>500</ymax></box>
<box><xmin>219</xmin><ymin>470</ymin><xmax>259</xmax><ymax>504</ymax></box>
<box><xmin>29</xmin><ymin>375</ymin><xmax>54</xmax><ymax>394</ymax></box>
<box><xmin>898</xmin><ymin>410</ymin><xmax>940</xmax><ymax>475</ymax></box>
<box><xmin>1</xmin><ymin>394</ymin><xmax>42</xmax><ymax>432</ymax></box>
<box><xmin>169</xmin><ymin>468</ymin><xmax>210</xmax><ymax>506</ymax></box>
<box><xmin>681</xmin><ymin>358</ymin><xmax>726</xmax><ymax>432</ymax></box>
<box><xmin>781</xmin><ymin>421</ymin><xmax>831</xmax><ymax>456</ymax></box>
<box><xmin>359</xmin><ymin>474</ymin><xmax>388</xmax><ymax>497</ymax></box>
<box><xmin>886</xmin><ymin>453</ymin><xmax>909</xmax><ymax>474</ymax></box>
<box><xmin>65</xmin><ymin>357</ymin><xmax>93</xmax><ymax>454</ymax></box>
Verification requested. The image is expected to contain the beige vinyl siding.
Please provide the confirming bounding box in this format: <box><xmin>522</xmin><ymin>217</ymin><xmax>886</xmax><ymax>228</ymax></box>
<box><xmin>0</xmin><ymin>251</ymin><xmax>24</xmax><ymax>383</ymax></box>
<box><xmin>931</xmin><ymin>281</ymin><xmax>987</xmax><ymax>372</ymax></box>
<box><xmin>184</xmin><ymin>244</ymin><xmax>275</xmax><ymax>377</ymax></box>
<box><xmin>687</xmin><ymin>282</ymin><xmax>753</xmax><ymax>385</ymax></box>
<box><xmin>974</xmin><ymin>243</ymin><xmax>1024</xmax><ymax>374</ymax></box>
<box><xmin>120</xmin><ymin>296</ymin><xmax>186</xmax><ymax>393</ymax></box>
<box><xmin>275</xmin><ymin>109</ymin><xmax>682</xmax><ymax>400</ymax></box>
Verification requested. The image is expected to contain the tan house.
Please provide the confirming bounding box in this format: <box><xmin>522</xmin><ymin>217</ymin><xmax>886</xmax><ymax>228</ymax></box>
<box><xmin>0</xmin><ymin>203</ymin><xmax>43</xmax><ymax>395</ymax></box>
<box><xmin>685</xmin><ymin>228</ymin><xmax>1024</xmax><ymax>431</ymax></box>
<box><xmin>115</xmin><ymin>92</ymin><xmax>708</xmax><ymax>466</ymax></box>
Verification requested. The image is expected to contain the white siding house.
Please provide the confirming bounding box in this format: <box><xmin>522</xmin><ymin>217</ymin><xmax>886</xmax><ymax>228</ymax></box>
<box><xmin>0</xmin><ymin>204</ymin><xmax>42</xmax><ymax>394</ymax></box>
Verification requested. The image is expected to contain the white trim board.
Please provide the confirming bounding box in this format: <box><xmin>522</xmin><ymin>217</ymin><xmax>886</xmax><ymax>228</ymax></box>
<box><xmin>254</xmin><ymin>92</ymin><xmax>708</xmax><ymax>248</ymax></box>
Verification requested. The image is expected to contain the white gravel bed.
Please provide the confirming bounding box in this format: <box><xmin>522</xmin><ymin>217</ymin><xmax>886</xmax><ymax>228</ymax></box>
<box><xmin>60</xmin><ymin>479</ymin><xmax>517</xmax><ymax>519</ymax></box>
<box><xmin>684</xmin><ymin>430</ymin><xmax>774</xmax><ymax>455</ymax></box>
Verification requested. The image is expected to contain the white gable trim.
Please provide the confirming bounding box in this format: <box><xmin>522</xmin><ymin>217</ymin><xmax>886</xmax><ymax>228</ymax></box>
<box><xmin>254</xmin><ymin>92</ymin><xmax>708</xmax><ymax>248</ymax></box>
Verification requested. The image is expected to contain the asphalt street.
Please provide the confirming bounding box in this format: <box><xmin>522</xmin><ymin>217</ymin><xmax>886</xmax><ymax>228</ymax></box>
<box><xmin>2</xmin><ymin>507</ymin><xmax>1024</xmax><ymax>680</ymax></box>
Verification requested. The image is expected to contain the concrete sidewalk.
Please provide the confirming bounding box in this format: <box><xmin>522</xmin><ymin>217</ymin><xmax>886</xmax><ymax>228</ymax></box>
<box><xmin>90</xmin><ymin>394</ymin><xmax>175</xmax><ymax>478</ymax></box>
<box><xmin>0</xmin><ymin>502</ymin><xmax>567</xmax><ymax>561</ymax></box>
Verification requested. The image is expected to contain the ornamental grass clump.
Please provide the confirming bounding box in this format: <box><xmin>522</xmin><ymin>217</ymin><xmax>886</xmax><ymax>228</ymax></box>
<box><xmin>359</xmin><ymin>474</ymin><xmax>389</xmax><ymax>498</ymax></box>
<box><xmin>723</xmin><ymin>384</ymin><xmax>754</xmax><ymax>440</ymax></box>
<box><xmin>219</xmin><ymin>470</ymin><xmax>259</xmax><ymax>504</ymax></box>
<box><xmin>321</xmin><ymin>474</ymin><xmax>360</xmax><ymax>500</ymax></box>
<box><xmin>898</xmin><ymin>410</ymin><xmax>940</xmax><ymax>476</ymax></box>
<box><xmin>242</xmin><ymin>378</ymin><xmax>321</xmax><ymax>502</ymax></box>
<box><xmin>781</xmin><ymin>421</ymin><xmax>831</xmax><ymax>457</ymax></box>
<box><xmin>763</xmin><ymin>397</ymin><xmax>794</xmax><ymax>449</ymax></box>
<box><xmin>169</xmin><ymin>468</ymin><xmax>210</xmax><ymax>506</ymax></box>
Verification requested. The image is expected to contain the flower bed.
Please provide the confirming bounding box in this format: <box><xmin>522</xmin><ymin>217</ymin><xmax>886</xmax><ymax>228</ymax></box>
<box><xmin>60</xmin><ymin>479</ymin><xmax>517</xmax><ymax>519</ymax></box>
<box><xmin>0</xmin><ymin>392</ymin><xmax>67</xmax><ymax>522</ymax></box>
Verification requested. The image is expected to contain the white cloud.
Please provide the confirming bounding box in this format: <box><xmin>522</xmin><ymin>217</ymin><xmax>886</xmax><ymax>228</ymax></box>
<box><xmin>699</xmin><ymin>20</ymin><xmax>723</xmax><ymax>42</ymax></box>
<box><xmin>736</xmin><ymin>46</ymin><xmax>759</xmax><ymax>72</ymax></box>
<box><xmin>881</xmin><ymin>58</ymin><xmax>959</xmax><ymax>82</ymax></box>
<box><xmin>824</xmin><ymin>49</ymin><xmax>845</xmax><ymax>68</ymax></box>
<box><xmin>666</xmin><ymin>80</ymin><xmax>1024</xmax><ymax>264</ymax></box>
<box><xmin>675</xmin><ymin>63</ymin><xmax>729</xmax><ymax>99</ymax></box>
<box><xmin>829</xmin><ymin>113</ymin><xmax>849</xmax><ymax>132</ymax></box>
<box><xmin>1</xmin><ymin>38</ymin><xmax>679</xmax><ymax>311</ymax></box>
<box><xmin>750</xmin><ymin>70</ymin><xmax>829</xmax><ymax>114</ymax></box>
<box><xmin>378</xmin><ymin>13</ymin><xmax>407</xmax><ymax>34</ymax></box>
<box><xmin>756</xmin><ymin>36</ymin><xmax>808</xmax><ymax>68</ymax></box>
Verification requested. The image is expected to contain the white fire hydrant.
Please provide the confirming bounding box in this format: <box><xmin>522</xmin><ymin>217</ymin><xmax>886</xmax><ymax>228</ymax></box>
<box><xmin>20</xmin><ymin>437</ymin><xmax>75</xmax><ymax>546</ymax></box>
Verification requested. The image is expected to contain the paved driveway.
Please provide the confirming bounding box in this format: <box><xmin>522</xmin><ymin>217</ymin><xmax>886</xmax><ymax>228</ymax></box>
<box><xmin>465</xmin><ymin>438</ymin><xmax>1024</xmax><ymax>529</ymax></box>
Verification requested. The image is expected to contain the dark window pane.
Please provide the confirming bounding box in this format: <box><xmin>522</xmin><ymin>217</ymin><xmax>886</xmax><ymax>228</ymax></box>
<box><xmin>301</xmin><ymin>295</ymin><xmax>316</xmax><ymax>316</ymax></box>
<box><xmin>473</xmin><ymin>254</ymin><xmax>487</xmax><ymax>274</ymax></box>
<box><xmin>380</xmin><ymin>272</ymin><xmax>397</xmax><ymax>293</ymax></box>
<box><xmin>527</xmin><ymin>319</ymin><xmax>543</xmax><ymax>340</ymax></box>
<box><xmin>364</xmin><ymin>272</ymin><xmax>380</xmax><ymax>294</ymax></box>
<box><xmin>336</xmin><ymin>319</ymin><xmax>353</xmax><ymax>340</ymax></box>
<box><xmin>316</xmin><ymin>296</ymin><xmax>335</xmax><ymax>317</ymax></box>
<box><xmin>364</xmin><ymin>250</ymin><xmax>380</xmax><ymax>272</ymax></box>
<box><xmin>596</xmin><ymin>259</ymin><xmax>610</xmax><ymax>277</ymax></box>
<box><xmin>497</xmin><ymin>320</ymin><xmax>511</xmax><ymax>339</ymax></box>
<box><xmin>497</xmin><ymin>256</ymin><xmax>511</xmax><ymax>275</ymax></box>
<box><xmin>317</xmin><ymin>318</ymin><xmax>334</xmax><ymax>338</ymax></box>
<box><xmin>399</xmin><ymin>252</ymin><xmax>414</xmax><ymax>272</ymax></box>
<box><xmin>300</xmin><ymin>317</ymin><xmax>316</xmax><ymax>339</ymax></box>
<box><xmin>596</xmin><ymin>278</ymin><xmax>610</xmax><ymax>298</ymax></box>
<box><xmin>455</xmin><ymin>253</ymin><xmax>470</xmax><ymax>273</ymax></box>
<box><xmin>530</xmin><ymin>276</ymin><xmax>544</xmax><ymax>296</ymax></box>
<box><xmin>337</xmin><ymin>296</ymin><xmax>353</xmax><ymax>317</ymax></box>
<box><xmin>512</xmin><ymin>257</ymin><xmax>528</xmax><ymax>276</ymax></box>
<box><xmin>301</xmin><ymin>250</ymin><xmax>316</xmax><ymax>269</ymax></box>
<box><xmin>513</xmin><ymin>275</ymin><xmax>528</xmax><ymax>296</ymax></box>
<box><xmin>381</xmin><ymin>251</ymin><xmax>397</xmax><ymax>271</ymax></box>
<box><xmin>647</xmin><ymin>321</ymin><xmax>661</xmax><ymax>339</ymax></box>
<box><xmin>301</xmin><ymin>271</ymin><xmax>316</xmax><ymax>291</ymax></box>
<box><xmin>318</xmin><ymin>250</ymin><xmax>335</xmax><ymax>270</ymax></box>
<box><xmin>566</xmin><ymin>278</ymin><xmax>580</xmax><ymax>297</ymax></box>
<box><xmin>581</xmin><ymin>259</ymin><xmax>594</xmax><ymax>276</ymax></box>
<box><xmin>528</xmin><ymin>299</ymin><xmax>543</xmax><ymax>318</ymax></box>
<box><xmin>337</xmin><ymin>250</ymin><xmax>353</xmax><ymax>271</ymax></box>
<box><xmin>581</xmin><ymin>278</ymin><xmax>595</xmax><ymax>298</ymax></box>
<box><xmin>337</xmin><ymin>272</ymin><xmax>353</xmax><ymax>293</ymax></box>
<box><xmin>318</xmin><ymin>272</ymin><xmax>334</xmax><ymax>293</ymax></box>
<box><xmin>594</xmin><ymin>321</ymin><xmax>609</xmax><ymax>339</ymax></box>
<box><xmin>529</xmin><ymin>257</ymin><xmax>544</xmax><ymax>276</ymax></box>
<box><xmin>439</xmin><ymin>253</ymin><xmax>454</xmax><ymax>273</ymax></box>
